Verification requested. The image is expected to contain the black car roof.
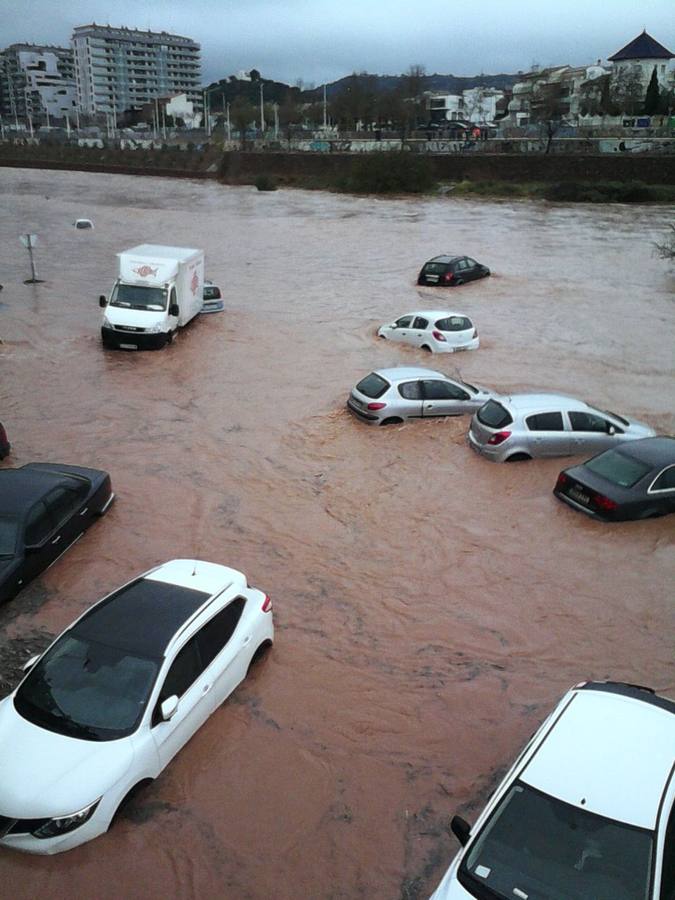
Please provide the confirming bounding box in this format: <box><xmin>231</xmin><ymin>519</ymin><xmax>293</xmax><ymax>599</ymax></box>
<box><xmin>73</xmin><ymin>577</ymin><xmax>211</xmax><ymax>658</ymax></box>
<box><xmin>614</xmin><ymin>436</ymin><xmax>675</xmax><ymax>467</ymax></box>
<box><xmin>428</xmin><ymin>255</ymin><xmax>462</xmax><ymax>264</ymax></box>
<box><xmin>0</xmin><ymin>468</ymin><xmax>81</xmax><ymax>517</ymax></box>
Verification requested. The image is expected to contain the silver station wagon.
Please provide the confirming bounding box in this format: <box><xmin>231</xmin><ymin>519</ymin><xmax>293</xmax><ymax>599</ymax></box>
<box><xmin>347</xmin><ymin>367</ymin><xmax>494</xmax><ymax>426</ymax></box>
<box><xmin>469</xmin><ymin>394</ymin><xmax>655</xmax><ymax>462</ymax></box>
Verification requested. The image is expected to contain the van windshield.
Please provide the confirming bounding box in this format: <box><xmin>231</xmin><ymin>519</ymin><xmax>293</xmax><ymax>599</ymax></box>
<box><xmin>110</xmin><ymin>283</ymin><xmax>167</xmax><ymax>311</ymax></box>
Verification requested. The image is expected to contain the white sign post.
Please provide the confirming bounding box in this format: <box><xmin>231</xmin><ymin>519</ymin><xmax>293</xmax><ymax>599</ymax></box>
<box><xmin>19</xmin><ymin>233</ymin><xmax>40</xmax><ymax>282</ymax></box>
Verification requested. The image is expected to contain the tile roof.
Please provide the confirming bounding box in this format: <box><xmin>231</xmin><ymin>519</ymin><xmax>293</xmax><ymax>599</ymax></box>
<box><xmin>608</xmin><ymin>31</ymin><xmax>674</xmax><ymax>61</ymax></box>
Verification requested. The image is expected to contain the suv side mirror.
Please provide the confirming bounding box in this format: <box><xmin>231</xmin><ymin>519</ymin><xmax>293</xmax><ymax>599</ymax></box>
<box><xmin>22</xmin><ymin>654</ymin><xmax>40</xmax><ymax>673</ymax></box>
<box><xmin>161</xmin><ymin>695</ymin><xmax>179</xmax><ymax>721</ymax></box>
<box><xmin>99</xmin><ymin>296</ymin><xmax>107</xmax><ymax>308</ymax></box>
<box><xmin>169</xmin><ymin>303</ymin><xmax>180</xmax><ymax>317</ymax></box>
<box><xmin>450</xmin><ymin>815</ymin><xmax>471</xmax><ymax>847</ymax></box>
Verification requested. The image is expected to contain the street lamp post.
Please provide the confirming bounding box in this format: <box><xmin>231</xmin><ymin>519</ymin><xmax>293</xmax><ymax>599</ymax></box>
<box><xmin>259</xmin><ymin>83</ymin><xmax>265</xmax><ymax>136</ymax></box>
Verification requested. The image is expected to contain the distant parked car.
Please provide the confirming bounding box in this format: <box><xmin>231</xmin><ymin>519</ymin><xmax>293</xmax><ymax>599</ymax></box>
<box><xmin>0</xmin><ymin>463</ymin><xmax>114</xmax><ymax>604</ymax></box>
<box><xmin>74</xmin><ymin>219</ymin><xmax>94</xmax><ymax>229</ymax></box>
<box><xmin>0</xmin><ymin>422</ymin><xmax>9</xmax><ymax>460</ymax></box>
<box><xmin>430</xmin><ymin>680</ymin><xmax>675</xmax><ymax>900</ymax></box>
<box><xmin>201</xmin><ymin>281</ymin><xmax>224</xmax><ymax>314</ymax></box>
<box><xmin>468</xmin><ymin>394</ymin><xmax>655</xmax><ymax>462</ymax></box>
<box><xmin>0</xmin><ymin>559</ymin><xmax>274</xmax><ymax>854</ymax></box>
<box><xmin>347</xmin><ymin>367</ymin><xmax>494</xmax><ymax>426</ymax></box>
<box><xmin>554</xmin><ymin>436</ymin><xmax>675</xmax><ymax>521</ymax></box>
<box><xmin>377</xmin><ymin>310</ymin><xmax>479</xmax><ymax>353</ymax></box>
<box><xmin>417</xmin><ymin>255</ymin><xmax>490</xmax><ymax>287</ymax></box>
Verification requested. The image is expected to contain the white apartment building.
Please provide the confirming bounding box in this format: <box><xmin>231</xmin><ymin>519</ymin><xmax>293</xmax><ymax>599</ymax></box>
<box><xmin>0</xmin><ymin>43</ymin><xmax>76</xmax><ymax>124</ymax></box>
<box><xmin>72</xmin><ymin>23</ymin><xmax>201</xmax><ymax>116</ymax></box>
<box><xmin>426</xmin><ymin>87</ymin><xmax>505</xmax><ymax>124</ymax></box>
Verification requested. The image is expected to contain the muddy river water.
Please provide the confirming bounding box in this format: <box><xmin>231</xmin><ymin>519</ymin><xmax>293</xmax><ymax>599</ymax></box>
<box><xmin>0</xmin><ymin>168</ymin><xmax>673</xmax><ymax>899</ymax></box>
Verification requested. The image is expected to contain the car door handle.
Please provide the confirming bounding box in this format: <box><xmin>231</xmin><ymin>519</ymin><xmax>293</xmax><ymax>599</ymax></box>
<box><xmin>51</xmin><ymin>535</ymin><xmax>61</xmax><ymax>545</ymax></box>
<box><xmin>243</xmin><ymin>636</ymin><xmax>251</xmax><ymax>647</ymax></box>
<box><xmin>79</xmin><ymin>507</ymin><xmax>89</xmax><ymax>516</ymax></box>
<box><xmin>202</xmin><ymin>683</ymin><xmax>211</xmax><ymax>694</ymax></box>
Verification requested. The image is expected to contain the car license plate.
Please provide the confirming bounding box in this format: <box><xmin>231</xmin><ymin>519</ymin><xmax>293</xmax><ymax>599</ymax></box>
<box><xmin>119</xmin><ymin>343</ymin><xmax>138</xmax><ymax>350</ymax></box>
<box><xmin>568</xmin><ymin>485</ymin><xmax>590</xmax><ymax>505</ymax></box>
<box><xmin>350</xmin><ymin>397</ymin><xmax>363</xmax><ymax>409</ymax></box>
<box><xmin>426</xmin><ymin>275</ymin><xmax>439</xmax><ymax>282</ymax></box>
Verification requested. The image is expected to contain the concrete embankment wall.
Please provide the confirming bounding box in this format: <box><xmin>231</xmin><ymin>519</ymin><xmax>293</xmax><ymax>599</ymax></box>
<box><xmin>1</xmin><ymin>149</ymin><xmax>674</xmax><ymax>184</ymax></box>
<box><xmin>220</xmin><ymin>151</ymin><xmax>675</xmax><ymax>185</ymax></box>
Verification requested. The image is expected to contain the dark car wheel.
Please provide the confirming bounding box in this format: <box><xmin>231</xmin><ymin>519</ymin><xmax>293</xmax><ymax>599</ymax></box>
<box><xmin>483</xmin><ymin>268</ymin><xmax>491</xmax><ymax>277</ymax></box>
<box><xmin>453</xmin><ymin>278</ymin><xmax>464</xmax><ymax>286</ymax></box>
<box><xmin>506</xmin><ymin>453</ymin><xmax>531</xmax><ymax>462</ymax></box>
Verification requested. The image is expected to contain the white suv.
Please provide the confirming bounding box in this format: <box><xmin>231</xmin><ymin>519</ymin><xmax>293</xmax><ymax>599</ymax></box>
<box><xmin>430</xmin><ymin>681</ymin><xmax>675</xmax><ymax>900</ymax></box>
<box><xmin>0</xmin><ymin>559</ymin><xmax>273</xmax><ymax>854</ymax></box>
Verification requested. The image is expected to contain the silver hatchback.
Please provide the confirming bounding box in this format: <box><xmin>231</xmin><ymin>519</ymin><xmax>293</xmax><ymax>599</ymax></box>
<box><xmin>468</xmin><ymin>394</ymin><xmax>656</xmax><ymax>462</ymax></box>
<box><xmin>347</xmin><ymin>367</ymin><xmax>494</xmax><ymax>426</ymax></box>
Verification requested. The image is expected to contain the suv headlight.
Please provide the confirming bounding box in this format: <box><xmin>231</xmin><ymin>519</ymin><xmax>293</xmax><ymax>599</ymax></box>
<box><xmin>146</xmin><ymin>324</ymin><xmax>163</xmax><ymax>334</ymax></box>
<box><xmin>31</xmin><ymin>798</ymin><xmax>101</xmax><ymax>839</ymax></box>
<box><xmin>102</xmin><ymin>315</ymin><xmax>112</xmax><ymax>328</ymax></box>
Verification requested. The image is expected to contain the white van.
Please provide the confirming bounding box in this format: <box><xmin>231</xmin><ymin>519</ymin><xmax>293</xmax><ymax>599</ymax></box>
<box><xmin>100</xmin><ymin>245</ymin><xmax>205</xmax><ymax>349</ymax></box>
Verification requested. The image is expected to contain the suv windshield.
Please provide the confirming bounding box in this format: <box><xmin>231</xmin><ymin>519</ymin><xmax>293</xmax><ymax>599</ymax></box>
<box><xmin>458</xmin><ymin>782</ymin><xmax>653</xmax><ymax>900</ymax></box>
<box><xmin>356</xmin><ymin>373</ymin><xmax>390</xmax><ymax>399</ymax></box>
<box><xmin>585</xmin><ymin>449</ymin><xmax>651</xmax><ymax>488</ymax></box>
<box><xmin>0</xmin><ymin>518</ymin><xmax>18</xmax><ymax>557</ymax></box>
<box><xmin>110</xmin><ymin>283</ymin><xmax>167</xmax><ymax>311</ymax></box>
<box><xmin>477</xmin><ymin>400</ymin><xmax>512</xmax><ymax>429</ymax></box>
<box><xmin>15</xmin><ymin>633</ymin><xmax>159</xmax><ymax>741</ymax></box>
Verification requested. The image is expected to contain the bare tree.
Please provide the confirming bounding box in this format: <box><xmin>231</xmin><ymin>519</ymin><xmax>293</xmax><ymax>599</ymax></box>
<box><xmin>230</xmin><ymin>97</ymin><xmax>256</xmax><ymax>148</ymax></box>
<box><xmin>654</xmin><ymin>224</ymin><xmax>675</xmax><ymax>261</ymax></box>
<box><xmin>610</xmin><ymin>66</ymin><xmax>645</xmax><ymax>116</ymax></box>
<box><xmin>531</xmin><ymin>80</ymin><xmax>566</xmax><ymax>153</ymax></box>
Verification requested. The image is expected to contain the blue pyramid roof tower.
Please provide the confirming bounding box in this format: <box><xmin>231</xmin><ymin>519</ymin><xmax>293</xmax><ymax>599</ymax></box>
<box><xmin>608</xmin><ymin>31</ymin><xmax>674</xmax><ymax>61</ymax></box>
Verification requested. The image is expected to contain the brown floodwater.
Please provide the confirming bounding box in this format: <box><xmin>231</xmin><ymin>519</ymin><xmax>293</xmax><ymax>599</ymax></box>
<box><xmin>0</xmin><ymin>168</ymin><xmax>673</xmax><ymax>899</ymax></box>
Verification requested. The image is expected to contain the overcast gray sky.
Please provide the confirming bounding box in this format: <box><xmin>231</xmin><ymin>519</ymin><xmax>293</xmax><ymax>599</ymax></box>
<box><xmin>3</xmin><ymin>0</ymin><xmax>674</xmax><ymax>86</ymax></box>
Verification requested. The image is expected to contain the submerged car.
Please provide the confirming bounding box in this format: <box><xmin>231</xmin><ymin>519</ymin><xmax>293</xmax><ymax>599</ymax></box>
<box><xmin>347</xmin><ymin>367</ymin><xmax>493</xmax><ymax>426</ymax></box>
<box><xmin>554</xmin><ymin>435</ymin><xmax>675</xmax><ymax>521</ymax></box>
<box><xmin>430</xmin><ymin>680</ymin><xmax>675</xmax><ymax>900</ymax></box>
<box><xmin>468</xmin><ymin>394</ymin><xmax>655</xmax><ymax>462</ymax></box>
<box><xmin>201</xmin><ymin>281</ymin><xmax>224</xmax><ymax>314</ymax></box>
<box><xmin>377</xmin><ymin>310</ymin><xmax>479</xmax><ymax>353</ymax></box>
<box><xmin>0</xmin><ymin>559</ymin><xmax>274</xmax><ymax>854</ymax></box>
<box><xmin>417</xmin><ymin>255</ymin><xmax>490</xmax><ymax>287</ymax></box>
<box><xmin>0</xmin><ymin>422</ymin><xmax>9</xmax><ymax>460</ymax></box>
<box><xmin>0</xmin><ymin>464</ymin><xmax>114</xmax><ymax>605</ymax></box>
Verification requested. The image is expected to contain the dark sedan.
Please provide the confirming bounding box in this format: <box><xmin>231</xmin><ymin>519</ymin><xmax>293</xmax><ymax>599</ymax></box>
<box><xmin>554</xmin><ymin>436</ymin><xmax>675</xmax><ymax>521</ymax></box>
<box><xmin>417</xmin><ymin>255</ymin><xmax>490</xmax><ymax>287</ymax></box>
<box><xmin>0</xmin><ymin>463</ymin><xmax>114</xmax><ymax>604</ymax></box>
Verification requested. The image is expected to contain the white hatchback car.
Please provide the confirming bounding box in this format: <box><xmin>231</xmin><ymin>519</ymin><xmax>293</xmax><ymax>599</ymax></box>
<box><xmin>0</xmin><ymin>559</ymin><xmax>273</xmax><ymax>854</ymax></box>
<box><xmin>378</xmin><ymin>310</ymin><xmax>479</xmax><ymax>353</ymax></box>
<box><xmin>430</xmin><ymin>681</ymin><xmax>675</xmax><ymax>900</ymax></box>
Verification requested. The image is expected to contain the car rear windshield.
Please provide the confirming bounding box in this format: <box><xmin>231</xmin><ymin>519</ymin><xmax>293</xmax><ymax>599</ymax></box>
<box><xmin>585</xmin><ymin>449</ymin><xmax>652</xmax><ymax>488</ymax></box>
<box><xmin>355</xmin><ymin>373</ymin><xmax>389</xmax><ymax>399</ymax></box>
<box><xmin>423</xmin><ymin>263</ymin><xmax>448</xmax><ymax>274</ymax></box>
<box><xmin>436</xmin><ymin>316</ymin><xmax>472</xmax><ymax>332</ymax></box>
<box><xmin>477</xmin><ymin>400</ymin><xmax>512</xmax><ymax>428</ymax></box>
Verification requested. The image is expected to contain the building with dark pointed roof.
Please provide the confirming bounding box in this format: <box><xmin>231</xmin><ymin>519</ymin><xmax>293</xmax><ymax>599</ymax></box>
<box><xmin>608</xmin><ymin>31</ymin><xmax>674</xmax><ymax>62</ymax></box>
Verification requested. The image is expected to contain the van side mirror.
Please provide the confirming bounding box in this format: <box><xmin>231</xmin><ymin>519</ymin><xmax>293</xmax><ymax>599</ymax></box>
<box><xmin>22</xmin><ymin>654</ymin><xmax>40</xmax><ymax>673</ymax></box>
<box><xmin>450</xmin><ymin>815</ymin><xmax>471</xmax><ymax>847</ymax></box>
<box><xmin>161</xmin><ymin>695</ymin><xmax>179</xmax><ymax>721</ymax></box>
<box><xmin>169</xmin><ymin>303</ymin><xmax>180</xmax><ymax>317</ymax></box>
<box><xmin>99</xmin><ymin>296</ymin><xmax>107</xmax><ymax>308</ymax></box>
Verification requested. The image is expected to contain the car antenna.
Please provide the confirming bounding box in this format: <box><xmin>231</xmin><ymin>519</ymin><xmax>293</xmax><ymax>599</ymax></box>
<box><xmin>192</xmin><ymin>561</ymin><xmax>197</xmax><ymax>577</ymax></box>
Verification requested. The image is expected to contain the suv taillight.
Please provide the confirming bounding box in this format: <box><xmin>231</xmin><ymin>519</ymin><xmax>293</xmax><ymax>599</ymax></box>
<box><xmin>443</xmin><ymin>272</ymin><xmax>454</xmax><ymax>283</ymax></box>
<box><xmin>261</xmin><ymin>594</ymin><xmax>273</xmax><ymax>612</ymax></box>
<box><xmin>367</xmin><ymin>402</ymin><xmax>386</xmax><ymax>410</ymax></box>
<box><xmin>555</xmin><ymin>472</ymin><xmax>569</xmax><ymax>490</ymax></box>
<box><xmin>487</xmin><ymin>430</ymin><xmax>511</xmax><ymax>446</ymax></box>
<box><xmin>594</xmin><ymin>493</ymin><xmax>618</xmax><ymax>512</ymax></box>
<box><xmin>432</xmin><ymin>330</ymin><xmax>446</xmax><ymax>342</ymax></box>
